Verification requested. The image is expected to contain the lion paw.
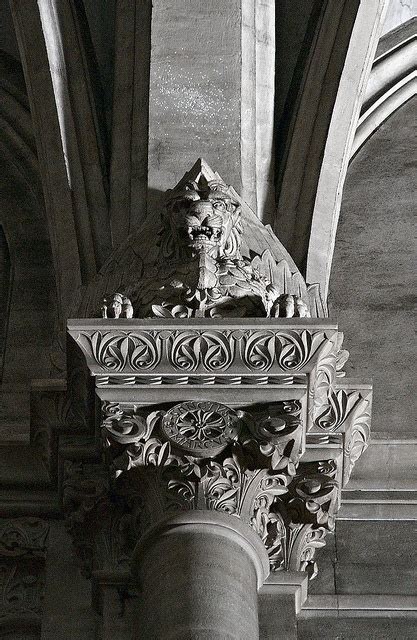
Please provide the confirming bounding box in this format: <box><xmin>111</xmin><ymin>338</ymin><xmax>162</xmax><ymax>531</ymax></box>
<box><xmin>272</xmin><ymin>294</ymin><xmax>310</xmax><ymax>318</ymax></box>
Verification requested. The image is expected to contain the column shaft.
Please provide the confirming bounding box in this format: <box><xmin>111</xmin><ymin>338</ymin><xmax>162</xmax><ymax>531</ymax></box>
<box><xmin>133</xmin><ymin>512</ymin><xmax>269</xmax><ymax>640</ymax></box>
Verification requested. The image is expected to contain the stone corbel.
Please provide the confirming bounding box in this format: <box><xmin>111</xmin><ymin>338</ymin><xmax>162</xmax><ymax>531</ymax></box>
<box><xmin>66</xmin><ymin>319</ymin><xmax>370</xmax><ymax>585</ymax></box>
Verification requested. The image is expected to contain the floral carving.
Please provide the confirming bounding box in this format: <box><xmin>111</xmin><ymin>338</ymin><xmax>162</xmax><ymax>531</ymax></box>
<box><xmin>95</xmin><ymin>398</ymin><xmax>343</xmax><ymax>577</ymax></box>
<box><xmin>251</xmin><ymin>460</ymin><xmax>339</xmax><ymax>575</ymax></box>
<box><xmin>308</xmin><ymin>334</ymin><xmax>339</xmax><ymax>426</ymax></box>
<box><xmin>313</xmin><ymin>387</ymin><xmax>371</xmax><ymax>484</ymax></box>
<box><xmin>102</xmin><ymin>402</ymin><xmax>151</xmax><ymax>445</ymax></box>
<box><xmin>77</xmin><ymin>330</ymin><xmax>160</xmax><ymax>372</ymax></box>
<box><xmin>0</xmin><ymin>519</ymin><xmax>49</xmax><ymax>559</ymax></box>
<box><xmin>167</xmin><ymin>330</ymin><xmax>234</xmax><ymax>372</ymax></box>
<box><xmin>161</xmin><ymin>401</ymin><xmax>243</xmax><ymax>457</ymax></box>
<box><xmin>202</xmin><ymin>454</ymin><xmax>243</xmax><ymax>514</ymax></box>
<box><xmin>275</xmin><ymin>330</ymin><xmax>328</xmax><ymax>372</ymax></box>
<box><xmin>243</xmin><ymin>331</ymin><xmax>275</xmax><ymax>371</ymax></box>
<box><xmin>315</xmin><ymin>389</ymin><xmax>362</xmax><ymax>432</ymax></box>
<box><xmin>241</xmin><ymin>330</ymin><xmax>329</xmax><ymax>373</ymax></box>
<box><xmin>74</xmin><ymin>326</ymin><xmax>335</xmax><ymax>377</ymax></box>
<box><xmin>67</xmin><ymin>313</ymin><xmax>370</xmax><ymax>582</ymax></box>
<box><xmin>247</xmin><ymin>400</ymin><xmax>303</xmax><ymax>474</ymax></box>
<box><xmin>0</xmin><ymin>519</ymin><xmax>49</xmax><ymax>623</ymax></box>
<box><xmin>343</xmin><ymin>395</ymin><xmax>371</xmax><ymax>485</ymax></box>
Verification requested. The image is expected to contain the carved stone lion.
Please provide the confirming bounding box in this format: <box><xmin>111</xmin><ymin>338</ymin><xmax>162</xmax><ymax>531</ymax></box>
<box><xmin>99</xmin><ymin>162</ymin><xmax>311</xmax><ymax>319</ymax></box>
<box><xmin>160</xmin><ymin>178</ymin><xmax>243</xmax><ymax>264</ymax></box>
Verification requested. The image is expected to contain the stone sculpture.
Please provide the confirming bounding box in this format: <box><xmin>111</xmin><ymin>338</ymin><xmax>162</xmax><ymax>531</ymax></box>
<box><xmin>65</xmin><ymin>160</ymin><xmax>370</xmax><ymax>598</ymax></box>
<box><xmin>101</xmin><ymin>293</ymin><xmax>133</xmax><ymax>319</ymax></box>
<box><xmin>99</xmin><ymin>162</ymin><xmax>311</xmax><ymax>319</ymax></box>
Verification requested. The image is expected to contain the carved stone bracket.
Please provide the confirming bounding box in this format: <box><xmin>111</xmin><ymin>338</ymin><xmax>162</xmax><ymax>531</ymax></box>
<box><xmin>66</xmin><ymin>319</ymin><xmax>370</xmax><ymax>581</ymax></box>
<box><xmin>63</xmin><ymin>159</ymin><xmax>370</xmax><ymax>586</ymax></box>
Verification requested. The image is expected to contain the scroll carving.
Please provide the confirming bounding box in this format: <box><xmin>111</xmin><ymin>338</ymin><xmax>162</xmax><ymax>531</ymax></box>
<box><xmin>94</xmin><ymin>398</ymin><xmax>339</xmax><ymax>576</ymax></box>
<box><xmin>0</xmin><ymin>519</ymin><xmax>49</xmax><ymax>558</ymax></box>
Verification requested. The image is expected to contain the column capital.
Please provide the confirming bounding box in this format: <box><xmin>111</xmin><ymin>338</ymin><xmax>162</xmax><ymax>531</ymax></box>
<box><xmin>65</xmin><ymin>161</ymin><xmax>371</xmax><ymax>586</ymax></box>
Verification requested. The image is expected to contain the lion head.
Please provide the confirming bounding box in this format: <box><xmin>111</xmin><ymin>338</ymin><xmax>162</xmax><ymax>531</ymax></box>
<box><xmin>160</xmin><ymin>178</ymin><xmax>243</xmax><ymax>260</ymax></box>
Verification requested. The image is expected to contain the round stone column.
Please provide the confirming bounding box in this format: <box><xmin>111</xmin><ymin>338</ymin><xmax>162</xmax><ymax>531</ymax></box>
<box><xmin>132</xmin><ymin>511</ymin><xmax>269</xmax><ymax>640</ymax></box>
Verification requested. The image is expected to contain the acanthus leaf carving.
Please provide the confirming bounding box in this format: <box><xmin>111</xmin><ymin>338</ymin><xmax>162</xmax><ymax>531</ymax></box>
<box><xmin>251</xmin><ymin>460</ymin><xmax>339</xmax><ymax>575</ymax></box>
<box><xmin>95</xmin><ymin>398</ymin><xmax>342</xmax><ymax>578</ymax></box>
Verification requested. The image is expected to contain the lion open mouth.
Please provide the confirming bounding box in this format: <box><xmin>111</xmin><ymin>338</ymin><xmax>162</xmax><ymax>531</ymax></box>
<box><xmin>187</xmin><ymin>225</ymin><xmax>222</xmax><ymax>243</ymax></box>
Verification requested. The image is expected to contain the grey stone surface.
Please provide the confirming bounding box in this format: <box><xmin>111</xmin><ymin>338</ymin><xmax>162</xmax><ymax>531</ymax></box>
<box><xmin>0</xmin><ymin>3</ymin><xmax>415</xmax><ymax>640</ymax></box>
<box><xmin>329</xmin><ymin>98</ymin><xmax>417</xmax><ymax>437</ymax></box>
<box><xmin>345</xmin><ymin>439</ymin><xmax>417</xmax><ymax>490</ymax></box>
<box><xmin>0</xmin><ymin>159</ymin><xmax>59</xmax><ymax>441</ymax></box>
<box><xmin>41</xmin><ymin>522</ymin><xmax>96</xmax><ymax>640</ymax></box>
<box><xmin>307</xmin><ymin>521</ymin><xmax>417</xmax><ymax>596</ymax></box>
<box><xmin>382</xmin><ymin>0</ymin><xmax>417</xmax><ymax>35</ymax></box>
<box><xmin>0</xmin><ymin>0</ymin><xmax>20</xmax><ymax>61</ymax></box>
<box><xmin>134</xmin><ymin>514</ymin><xmax>266</xmax><ymax>640</ymax></box>
<box><xmin>147</xmin><ymin>0</ymin><xmax>245</xmax><ymax>207</ymax></box>
<box><xmin>335</xmin><ymin>521</ymin><xmax>417</xmax><ymax>566</ymax></box>
<box><xmin>307</xmin><ymin>534</ymin><xmax>337</xmax><ymax>596</ymax></box>
<box><xmin>298</xmin><ymin>615</ymin><xmax>417</xmax><ymax>640</ymax></box>
<box><xmin>259</xmin><ymin>592</ymin><xmax>298</xmax><ymax>640</ymax></box>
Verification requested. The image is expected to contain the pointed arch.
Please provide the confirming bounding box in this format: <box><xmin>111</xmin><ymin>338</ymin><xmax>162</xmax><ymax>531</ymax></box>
<box><xmin>273</xmin><ymin>0</ymin><xmax>389</xmax><ymax>303</ymax></box>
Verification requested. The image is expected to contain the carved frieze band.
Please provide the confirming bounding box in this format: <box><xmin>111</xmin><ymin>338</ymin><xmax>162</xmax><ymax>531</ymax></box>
<box><xmin>73</xmin><ymin>327</ymin><xmax>336</xmax><ymax>376</ymax></box>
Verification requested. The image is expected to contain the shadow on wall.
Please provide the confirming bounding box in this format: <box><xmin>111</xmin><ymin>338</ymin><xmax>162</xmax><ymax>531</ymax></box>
<box><xmin>0</xmin><ymin>164</ymin><xmax>60</xmax><ymax>443</ymax></box>
<box><xmin>147</xmin><ymin>187</ymin><xmax>166</xmax><ymax>221</ymax></box>
<box><xmin>328</xmin><ymin>97</ymin><xmax>417</xmax><ymax>438</ymax></box>
<box><xmin>0</xmin><ymin>225</ymin><xmax>11</xmax><ymax>387</ymax></box>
